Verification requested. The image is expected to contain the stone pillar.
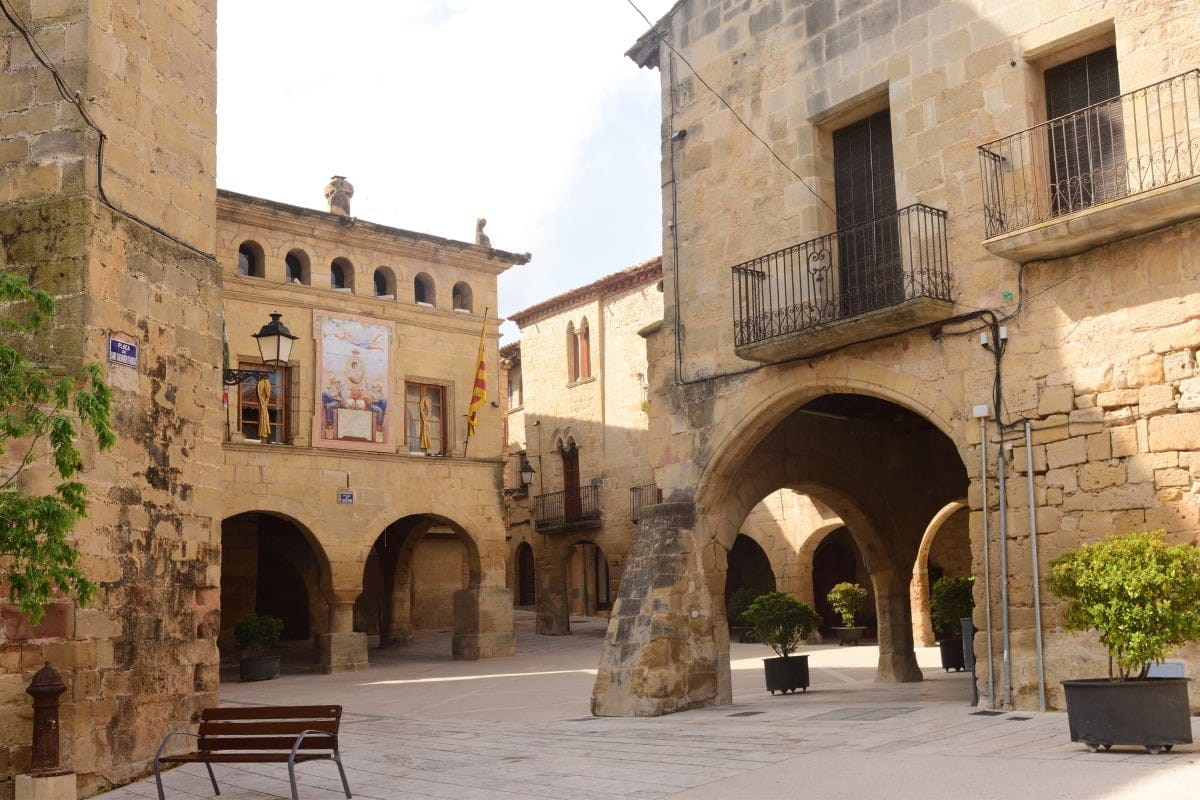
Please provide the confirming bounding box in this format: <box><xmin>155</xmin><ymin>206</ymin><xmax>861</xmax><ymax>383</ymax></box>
<box><xmin>591</xmin><ymin>503</ymin><xmax>724</xmax><ymax>717</ymax></box>
<box><xmin>874</xmin><ymin>568</ymin><xmax>923</xmax><ymax>682</ymax></box>
<box><xmin>536</xmin><ymin>545</ymin><xmax>570</xmax><ymax>635</ymax></box>
<box><xmin>453</xmin><ymin>587</ymin><xmax>515</xmax><ymax>659</ymax></box>
<box><xmin>316</xmin><ymin>596</ymin><xmax>368</xmax><ymax>674</ymax></box>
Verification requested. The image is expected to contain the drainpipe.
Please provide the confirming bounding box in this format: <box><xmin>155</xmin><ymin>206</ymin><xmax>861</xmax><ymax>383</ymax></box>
<box><xmin>998</xmin><ymin>442</ymin><xmax>1013</xmax><ymax>710</ymax></box>
<box><xmin>1025</xmin><ymin>420</ymin><xmax>1046</xmax><ymax>711</ymax></box>
<box><xmin>980</xmin><ymin>416</ymin><xmax>995</xmax><ymax>709</ymax></box>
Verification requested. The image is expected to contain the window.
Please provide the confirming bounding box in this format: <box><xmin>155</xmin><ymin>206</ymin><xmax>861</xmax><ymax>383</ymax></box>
<box><xmin>374</xmin><ymin>267</ymin><xmax>396</xmax><ymax>298</ymax></box>
<box><xmin>507</xmin><ymin>363</ymin><xmax>523</xmax><ymax>408</ymax></box>
<box><xmin>1045</xmin><ymin>46</ymin><xmax>1123</xmax><ymax>215</ymax></box>
<box><xmin>285</xmin><ymin>250</ymin><xmax>309</xmax><ymax>284</ymax></box>
<box><xmin>414</xmin><ymin>273</ymin><xmax>435</xmax><ymax>305</ymax></box>
<box><xmin>405</xmin><ymin>382</ymin><xmax>445</xmax><ymax>453</ymax></box>
<box><xmin>237</xmin><ymin>242</ymin><xmax>264</xmax><ymax>277</ymax></box>
<box><xmin>567</xmin><ymin>320</ymin><xmax>592</xmax><ymax>383</ymax></box>
<box><xmin>236</xmin><ymin>363</ymin><xmax>291</xmax><ymax>443</ymax></box>
<box><xmin>452</xmin><ymin>282</ymin><xmax>473</xmax><ymax>312</ymax></box>
<box><xmin>560</xmin><ymin>440</ymin><xmax>580</xmax><ymax>518</ymax></box>
<box><xmin>833</xmin><ymin>109</ymin><xmax>901</xmax><ymax>316</ymax></box>
<box><xmin>331</xmin><ymin>257</ymin><xmax>354</xmax><ymax>291</ymax></box>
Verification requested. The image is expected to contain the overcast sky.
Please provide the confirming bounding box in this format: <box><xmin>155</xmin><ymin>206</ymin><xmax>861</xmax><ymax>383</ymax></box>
<box><xmin>217</xmin><ymin>1</ymin><xmax>676</xmax><ymax>341</ymax></box>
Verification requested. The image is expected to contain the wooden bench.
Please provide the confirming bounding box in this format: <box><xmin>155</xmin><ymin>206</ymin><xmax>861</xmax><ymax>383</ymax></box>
<box><xmin>153</xmin><ymin>705</ymin><xmax>352</xmax><ymax>800</ymax></box>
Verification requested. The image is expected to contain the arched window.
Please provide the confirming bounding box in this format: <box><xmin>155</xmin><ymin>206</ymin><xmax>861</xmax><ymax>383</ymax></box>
<box><xmin>414</xmin><ymin>273</ymin><xmax>435</xmax><ymax>306</ymax></box>
<box><xmin>452</xmin><ymin>282</ymin><xmax>473</xmax><ymax>312</ymax></box>
<box><xmin>577</xmin><ymin>318</ymin><xmax>591</xmax><ymax>379</ymax></box>
<box><xmin>237</xmin><ymin>242</ymin><xmax>264</xmax><ymax>278</ymax></box>
<box><xmin>373</xmin><ymin>267</ymin><xmax>396</xmax><ymax>299</ymax></box>
<box><xmin>566</xmin><ymin>322</ymin><xmax>578</xmax><ymax>382</ymax></box>
<box><xmin>285</xmin><ymin>250</ymin><xmax>309</xmax><ymax>285</ymax></box>
<box><xmin>330</xmin><ymin>257</ymin><xmax>354</xmax><ymax>291</ymax></box>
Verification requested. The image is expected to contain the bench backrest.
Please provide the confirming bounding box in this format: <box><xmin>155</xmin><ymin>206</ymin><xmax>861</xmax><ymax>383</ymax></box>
<box><xmin>197</xmin><ymin>705</ymin><xmax>343</xmax><ymax>754</ymax></box>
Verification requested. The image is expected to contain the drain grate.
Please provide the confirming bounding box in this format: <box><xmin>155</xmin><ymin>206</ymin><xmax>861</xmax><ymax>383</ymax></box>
<box><xmin>971</xmin><ymin>710</ymin><xmax>1004</xmax><ymax>716</ymax></box>
<box><xmin>727</xmin><ymin>711</ymin><xmax>765</xmax><ymax>717</ymax></box>
<box><xmin>806</xmin><ymin>707</ymin><xmax>919</xmax><ymax>721</ymax></box>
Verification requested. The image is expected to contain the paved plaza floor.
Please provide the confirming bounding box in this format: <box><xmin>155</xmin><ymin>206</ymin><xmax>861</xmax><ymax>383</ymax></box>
<box><xmin>100</xmin><ymin>612</ymin><xmax>1199</xmax><ymax>799</ymax></box>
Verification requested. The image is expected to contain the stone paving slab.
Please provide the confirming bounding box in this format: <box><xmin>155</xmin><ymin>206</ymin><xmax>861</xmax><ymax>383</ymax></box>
<box><xmin>95</xmin><ymin>615</ymin><xmax>1199</xmax><ymax>799</ymax></box>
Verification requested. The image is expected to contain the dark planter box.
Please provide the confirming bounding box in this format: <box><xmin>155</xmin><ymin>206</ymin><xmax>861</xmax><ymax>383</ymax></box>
<box><xmin>239</xmin><ymin>655</ymin><xmax>281</xmax><ymax>682</ymax></box>
<box><xmin>1062</xmin><ymin>678</ymin><xmax>1192</xmax><ymax>754</ymax></box>
<box><xmin>938</xmin><ymin>639</ymin><xmax>966</xmax><ymax>672</ymax></box>
<box><xmin>832</xmin><ymin>626</ymin><xmax>866</xmax><ymax>646</ymax></box>
<box><xmin>763</xmin><ymin>655</ymin><xmax>810</xmax><ymax>695</ymax></box>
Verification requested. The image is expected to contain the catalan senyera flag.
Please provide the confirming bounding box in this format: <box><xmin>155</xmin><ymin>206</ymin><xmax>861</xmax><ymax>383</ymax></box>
<box><xmin>467</xmin><ymin>309</ymin><xmax>488</xmax><ymax>437</ymax></box>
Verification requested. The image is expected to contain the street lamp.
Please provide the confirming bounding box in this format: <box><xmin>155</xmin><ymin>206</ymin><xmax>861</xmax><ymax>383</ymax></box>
<box><xmin>222</xmin><ymin>312</ymin><xmax>298</xmax><ymax>385</ymax></box>
<box><xmin>519</xmin><ymin>458</ymin><xmax>535</xmax><ymax>489</ymax></box>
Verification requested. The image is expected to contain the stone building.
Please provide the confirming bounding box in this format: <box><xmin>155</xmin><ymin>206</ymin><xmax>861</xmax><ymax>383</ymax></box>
<box><xmin>0</xmin><ymin>4</ymin><xmax>527</xmax><ymax>797</ymax></box>
<box><xmin>0</xmin><ymin>1</ymin><xmax>224</xmax><ymax>795</ymax></box>
<box><xmin>218</xmin><ymin>182</ymin><xmax>528</xmax><ymax>674</ymax></box>
<box><xmin>504</xmin><ymin>259</ymin><xmax>664</xmax><ymax>633</ymax></box>
<box><xmin>593</xmin><ymin>0</ymin><xmax>1200</xmax><ymax>717</ymax></box>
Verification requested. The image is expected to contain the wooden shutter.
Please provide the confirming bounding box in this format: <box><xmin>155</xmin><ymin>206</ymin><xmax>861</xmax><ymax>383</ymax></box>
<box><xmin>833</xmin><ymin>110</ymin><xmax>901</xmax><ymax>315</ymax></box>
<box><xmin>1045</xmin><ymin>47</ymin><xmax>1123</xmax><ymax>213</ymax></box>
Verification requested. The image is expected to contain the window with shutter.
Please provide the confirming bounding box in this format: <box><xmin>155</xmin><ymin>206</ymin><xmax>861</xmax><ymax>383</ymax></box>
<box><xmin>833</xmin><ymin>110</ymin><xmax>902</xmax><ymax>316</ymax></box>
<box><xmin>1045</xmin><ymin>47</ymin><xmax>1123</xmax><ymax>215</ymax></box>
<box><xmin>237</xmin><ymin>363</ymin><xmax>289</xmax><ymax>444</ymax></box>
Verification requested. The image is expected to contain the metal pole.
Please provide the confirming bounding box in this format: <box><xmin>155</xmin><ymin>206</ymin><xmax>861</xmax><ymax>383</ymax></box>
<box><xmin>998</xmin><ymin>443</ymin><xmax>1013</xmax><ymax>710</ymax></box>
<box><xmin>980</xmin><ymin>417</ymin><xmax>995</xmax><ymax>709</ymax></box>
<box><xmin>1025</xmin><ymin>420</ymin><xmax>1046</xmax><ymax>711</ymax></box>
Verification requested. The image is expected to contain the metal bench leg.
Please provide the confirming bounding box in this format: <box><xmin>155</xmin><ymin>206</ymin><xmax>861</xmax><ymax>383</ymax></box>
<box><xmin>333</xmin><ymin>750</ymin><xmax>352</xmax><ymax>798</ymax></box>
<box><xmin>287</xmin><ymin>757</ymin><xmax>300</xmax><ymax>800</ymax></box>
<box><xmin>205</xmin><ymin>762</ymin><xmax>221</xmax><ymax>796</ymax></box>
<box><xmin>153</xmin><ymin>757</ymin><xmax>166</xmax><ymax>800</ymax></box>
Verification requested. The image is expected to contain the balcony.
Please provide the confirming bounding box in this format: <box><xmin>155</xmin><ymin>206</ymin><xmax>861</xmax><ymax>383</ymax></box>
<box><xmin>533</xmin><ymin>484</ymin><xmax>601</xmax><ymax>532</ymax></box>
<box><xmin>731</xmin><ymin>203</ymin><xmax>953</xmax><ymax>363</ymax></box>
<box><xmin>979</xmin><ymin>70</ymin><xmax>1200</xmax><ymax>262</ymax></box>
<box><xmin>629</xmin><ymin>484</ymin><xmax>662</xmax><ymax>523</ymax></box>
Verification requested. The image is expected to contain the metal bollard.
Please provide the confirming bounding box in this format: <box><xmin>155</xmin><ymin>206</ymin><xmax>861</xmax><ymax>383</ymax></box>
<box><xmin>26</xmin><ymin>662</ymin><xmax>67</xmax><ymax>776</ymax></box>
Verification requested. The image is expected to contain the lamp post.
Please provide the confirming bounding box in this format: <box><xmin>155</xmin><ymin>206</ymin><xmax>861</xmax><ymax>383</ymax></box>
<box><xmin>224</xmin><ymin>312</ymin><xmax>298</xmax><ymax>441</ymax></box>
<box><xmin>520</xmin><ymin>458</ymin><xmax>535</xmax><ymax>490</ymax></box>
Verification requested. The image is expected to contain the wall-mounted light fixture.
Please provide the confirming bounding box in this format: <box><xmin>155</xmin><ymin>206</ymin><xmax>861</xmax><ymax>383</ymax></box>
<box><xmin>222</xmin><ymin>312</ymin><xmax>298</xmax><ymax>385</ymax></box>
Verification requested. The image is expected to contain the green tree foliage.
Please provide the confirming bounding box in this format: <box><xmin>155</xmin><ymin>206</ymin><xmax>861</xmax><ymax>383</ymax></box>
<box><xmin>1047</xmin><ymin>530</ymin><xmax>1200</xmax><ymax>680</ymax></box>
<box><xmin>826</xmin><ymin>581</ymin><xmax>869</xmax><ymax>628</ymax></box>
<box><xmin>0</xmin><ymin>273</ymin><xmax>114</xmax><ymax>625</ymax></box>
<box><xmin>741</xmin><ymin>591</ymin><xmax>821</xmax><ymax>658</ymax></box>
<box><xmin>930</xmin><ymin>576</ymin><xmax>975</xmax><ymax>639</ymax></box>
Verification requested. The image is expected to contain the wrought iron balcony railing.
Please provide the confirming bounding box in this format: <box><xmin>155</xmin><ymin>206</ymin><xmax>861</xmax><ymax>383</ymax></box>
<box><xmin>731</xmin><ymin>203</ymin><xmax>950</xmax><ymax>348</ymax></box>
<box><xmin>979</xmin><ymin>70</ymin><xmax>1200</xmax><ymax>238</ymax></box>
<box><xmin>629</xmin><ymin>484</ymin><xmax>662</xmax><ymax>523</ymax></box>
<box><xmin>533</xmin><ymin>484</ymin><xmax>601</xmax><ymax>530</ymax></box>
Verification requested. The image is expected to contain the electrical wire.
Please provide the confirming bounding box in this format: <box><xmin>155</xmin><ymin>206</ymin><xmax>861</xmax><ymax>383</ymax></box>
<box><xmin>0</xmin><ymin>0</ymin><xmax>215</xmax><ymax>261</ymax></box>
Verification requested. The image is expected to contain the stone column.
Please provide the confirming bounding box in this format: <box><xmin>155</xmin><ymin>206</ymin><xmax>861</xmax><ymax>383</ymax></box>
<box><xmin>316</xmin><ymin>593</ymin><xmax>368</xmax><ymax>674</ymax></box>
<box><xmin>591</xmin><ymin>503</ymin><xmax>724</xmax><ymax>717</ymax></box>
<box><xmin>453</xmin><ymin>587</ymin><xmax>515</xmax><ymax>659</ymax></box>
<box><xmin>873</xmin><ymin>568</ymin><xmax>923</xmax><ymax>682</ymax></box>
<box><xmin>535</xmin><ymin>543</ymin><xmax>570</xmax><ymax>635</ymax></box>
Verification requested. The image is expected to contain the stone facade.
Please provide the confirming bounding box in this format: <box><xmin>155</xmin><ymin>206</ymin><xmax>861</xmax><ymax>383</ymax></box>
<box><xmin>217</xmin><ymin>188</ymin><xmax>528</xmax><ymax>670</ymax></box>
<box><xmin>0</xmin><ymin>1</ymin><xmax>223</xmax><ymax>796</ymax></box>
<box><xmin>505</xmin><ymin>259</ymin><xmax>664</xmax><ymax>634</ymax></box>
<box><xmin>593</xmin><ymin>0</ymin><xmax>1200</xmax><ymax>716</ymax></box>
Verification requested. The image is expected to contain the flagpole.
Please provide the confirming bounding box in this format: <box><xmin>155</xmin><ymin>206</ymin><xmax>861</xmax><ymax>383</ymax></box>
<box><xmin>463</xmin><ymin>307</ymin><xmax>489</xmax><ymax>458</ymax></box>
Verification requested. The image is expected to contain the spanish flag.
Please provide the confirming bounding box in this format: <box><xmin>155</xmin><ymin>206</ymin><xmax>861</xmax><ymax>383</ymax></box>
<box><xmin>467</xmin><ymin>309</ymin><xmax>488</xmax><ymax>437</ymax></box>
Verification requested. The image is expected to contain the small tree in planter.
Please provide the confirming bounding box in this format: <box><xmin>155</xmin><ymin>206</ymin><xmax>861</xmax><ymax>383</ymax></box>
<box><xmin>742</xmin><ymin>591</ymin><xmax>821</xmax><ymax>694</ymax></box>
<box><xmin>1047</xmin><ymin>530</ymin><xmax>1200</xmax><ymax>753</ymax></box>
<box><xmin>826</xmin><ymin>581</ymin><xmax>869</xmax><ymax>646</ymax></box>
<box><xmin>234</xmin><ymin>612</ymin><xmax>284</xmax><ymax>681</ymax></box>
<box><xmin>930</xmin><ymin>576</ymin><xmax>975</xmax><ymax>672</ymax></box>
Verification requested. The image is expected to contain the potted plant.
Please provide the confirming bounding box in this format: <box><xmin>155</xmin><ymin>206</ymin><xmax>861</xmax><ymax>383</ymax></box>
<box><xmin>234</xmin><ymin>612</ymin><xmax>285</xmax><ymax>681</ymax></box>
<box><xmin>826</xmin><ymin>582</ymin><xmax>869</xmax><ymax>646</ymax></box>
<box><xmin>741</xmin><ymin>591</ymin><xmax>821</xmax><ymax>695</ymax></box>
<box><xmin>930</xmin><ymin>576</ymin><xmax>975</xmax><ymax>672</ymax></box>
<box><xmin>726</xmin><ymin>587</ymin><xmax>760</xmax><ymax>643</ymax></box>
<box><xmin>1047</xmin><ymin>530</ymin><xmax>1200</xmax><ymax>754</ymax></box>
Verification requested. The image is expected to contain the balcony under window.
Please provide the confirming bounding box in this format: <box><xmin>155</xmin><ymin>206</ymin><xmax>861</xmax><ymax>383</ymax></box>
<box><xmin>979</xmin><ymin>69</ymin><xmax>1200</xmax><ymax>262</ymax></box>
<box><xmin>731</xmin><ymin>203</ymin><xmax>953</xmax><ymax>363</ymax></box>
<box><xmin>533</xmin><ymin>484</ymin><xmax>601</xmax><ymax>532</ymax></box>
